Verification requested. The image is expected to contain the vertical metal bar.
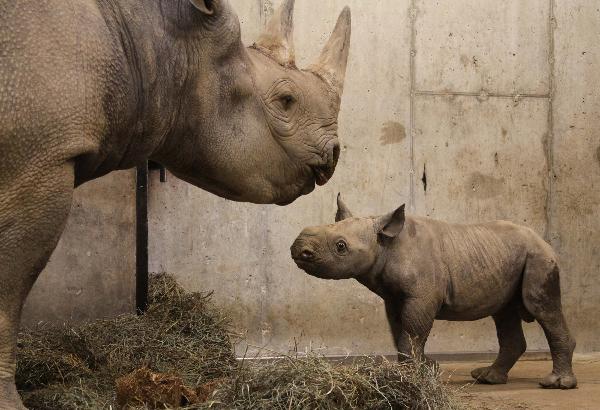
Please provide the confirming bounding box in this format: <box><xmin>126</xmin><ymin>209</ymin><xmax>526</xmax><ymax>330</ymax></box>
<box><xmin>136</xmin><ymin>162</ymin><xmax>149</xmax><ymax>315</ymax></box>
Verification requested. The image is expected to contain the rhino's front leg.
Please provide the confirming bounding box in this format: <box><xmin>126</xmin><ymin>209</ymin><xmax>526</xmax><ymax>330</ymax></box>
<box><xmin>385</xmin><ymin>298</ymin><xmax>437</xmax><ymax>363</ymax></box>
<box><xmin>0</xmin><ymin>162</ymin><xmax>75</xmax><ymax>409</ymax></box>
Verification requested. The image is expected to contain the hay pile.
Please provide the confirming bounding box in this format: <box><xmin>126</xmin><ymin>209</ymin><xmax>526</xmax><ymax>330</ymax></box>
<box><xmin>17</xmin><ymin>275</ymin><xmax>463</xmax><ymax>409</ymax></box>
<box><xmin>17</xmin><ymin>274</ymin><xmax>236</xmax><ymax>409</ymax></box>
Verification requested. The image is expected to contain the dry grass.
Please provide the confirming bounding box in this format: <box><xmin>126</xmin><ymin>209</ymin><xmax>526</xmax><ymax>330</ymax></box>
<box><xmin>16</xmin><ymin>274</ymin><xmax>463</xmax><ymax>409</ymax></box>
<box><xmin>17</xmin><ymin>274</ymin><xmax>236</xmax><ymax>409</ymax></box>
<box><xmin>203</xmin><ymin>355</ymin><xmax>463</xmax><ymax>410</ymax></box>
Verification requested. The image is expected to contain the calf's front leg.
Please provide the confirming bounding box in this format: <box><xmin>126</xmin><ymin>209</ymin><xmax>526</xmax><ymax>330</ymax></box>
<box><xmin>385</xmin><ymin>298</ymin><xmax>437</xmax><ymax>362</ymax></box>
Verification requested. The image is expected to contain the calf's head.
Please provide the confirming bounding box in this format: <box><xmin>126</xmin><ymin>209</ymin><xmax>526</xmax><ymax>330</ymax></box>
<box><xmin>291</xmin><ymin>194</ymin><xmax>406</xmax><ymax>279</ymax></box>
<box><xmin>158</xmin><ymin>0</ymin><xmax>351</xmax><ymax>205</ymax></box>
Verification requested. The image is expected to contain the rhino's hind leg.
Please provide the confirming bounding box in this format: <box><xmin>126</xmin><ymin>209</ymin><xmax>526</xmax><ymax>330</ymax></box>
<box><xmin>0</xmin><ymin>162</ymin><xmax>75</xmax><ymax>408</ymax></box>
<box><xmin>471</xmin><ymin>304</ymin><xmax>526</xmax><ymax>384</ymax></box>
<box><xmin>522</xmin><ymin>258</ymin><xmax>577</xmax><ymax>389</ymax></box>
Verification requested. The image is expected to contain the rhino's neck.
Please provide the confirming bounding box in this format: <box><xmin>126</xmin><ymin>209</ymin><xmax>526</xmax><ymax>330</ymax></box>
<box><xmin>356</xmin><ymin>247</ymin><xmax>389</xmax><ymax>299</ymax></box>
<box><xmin>90</xmin><ymin>0</ymin><xmax>196</xmax><ymax>176</ymax></box>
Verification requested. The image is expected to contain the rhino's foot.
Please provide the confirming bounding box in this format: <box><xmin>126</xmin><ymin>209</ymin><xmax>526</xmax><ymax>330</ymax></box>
<box><xmin>539</xmin><ymin>372</ymin><xmax>577</xmax><ymax>389</ymax></box>
<box><xmin>0</xmin><ymin>379</ymin><xmax>26</xmax><ymax>410</ymax></box>
<box><xmin>471</xmin><ymin>366</ymin><xmax>508</xmax><ymax>384</ymax></box>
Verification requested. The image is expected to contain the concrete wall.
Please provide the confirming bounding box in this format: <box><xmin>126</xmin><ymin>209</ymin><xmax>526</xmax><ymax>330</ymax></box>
<box><xmin>22</xmin><ymin>171</ymin><xmax>136</xmax><ymax>324</ymax></box>
<box><xmin>18</xmin><ymin>0</ymin><xmax>598</xmax><ymax>356</ymax></box>
<box><xmin>69</xmin><ymin>0</ymin><xmax>598</xmax><ymax>357</ymax></box>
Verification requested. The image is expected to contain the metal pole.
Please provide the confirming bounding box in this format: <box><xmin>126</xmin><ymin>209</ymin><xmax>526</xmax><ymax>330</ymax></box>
<box><xmin>136</xmin><ymin>162</ymin><xmax>149</xmax><ymax>314</ymax></box>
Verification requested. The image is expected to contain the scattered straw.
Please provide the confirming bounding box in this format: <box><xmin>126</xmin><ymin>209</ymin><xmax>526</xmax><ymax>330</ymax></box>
<box><xmin>17</xmin><ymin>274</ymin><xmax>463</xmax><ymax>409</ymax></box>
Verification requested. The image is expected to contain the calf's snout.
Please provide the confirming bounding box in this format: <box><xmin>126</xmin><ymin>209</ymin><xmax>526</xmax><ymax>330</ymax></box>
<box><xmin>296</xmin><ymin>248</ymin><xmax>315</xmax><ymax>261</ymax></box>
<box><xmin>290</xmin><ymin>228</ymin><xmax>322</xmax><ymax>262</ymax></box>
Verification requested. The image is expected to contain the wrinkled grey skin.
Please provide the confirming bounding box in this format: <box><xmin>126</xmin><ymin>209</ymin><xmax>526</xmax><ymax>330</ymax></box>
<box><xmin>0</xmin><ymin>0</ymin><xmax>351</xmax><ymax>407</ymax></box>
<box><xmin>291</xmin><ymin>194</ymin><xmax>577</xmax><ymax>390</ymax></box>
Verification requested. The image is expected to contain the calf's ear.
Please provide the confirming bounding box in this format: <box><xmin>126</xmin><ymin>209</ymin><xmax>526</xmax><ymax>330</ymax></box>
<box><xmin>335</xmin><ymin>193</ymin><xmax>353</xmax><ymax>222</ymax></box>
<box><xmin>377</xmin><ymin>204</ymin><xmax>405</xmax><ymax>239</ymax></box>
<box><xmin>190</xmin><ymin>0</ymin><xmax>215</xmax><ymax>15</ymax></box>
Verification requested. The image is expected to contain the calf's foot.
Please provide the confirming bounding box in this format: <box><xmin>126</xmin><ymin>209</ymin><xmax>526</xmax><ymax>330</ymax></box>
<box><xmin>0</xmin><ymin>378</ymin><xmax>26</xmax><ymax>410</ymax></box>
<box><xmin>539</xmin><ymin>372</ymin><xmax>577</xmax><ymax>389</ymax></box>
<box><xmin>471</xmin><ymin>366</ymin><xmax>508</xmax><ymax>384</ymax></box>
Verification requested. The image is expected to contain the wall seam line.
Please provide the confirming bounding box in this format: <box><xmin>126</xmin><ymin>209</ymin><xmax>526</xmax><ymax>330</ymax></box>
<box><xmin>414</xmin><ymin>90</ymin><xmax>550</xmax><ymax>99</ymax></box>
<box><xmin>258</xmin><ymin>0</ymin><xmax>271</xmax><ymax>349</ymax></box>
<box><xmin>408</xmin><ymin>0</ymin><xmax>417</xmax><ymax>212</ymax></box>
<box><xmin>545</xmin><ymin>0</ymin><xmax>556</xmax><ymax>242</ymax></box>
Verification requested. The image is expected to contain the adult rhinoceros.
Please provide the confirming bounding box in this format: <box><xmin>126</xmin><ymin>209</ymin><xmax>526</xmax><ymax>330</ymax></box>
<box><xmin>0</xmin><ymin>0</ymin><xmax>351</xmax><ymax>406</ymax></box>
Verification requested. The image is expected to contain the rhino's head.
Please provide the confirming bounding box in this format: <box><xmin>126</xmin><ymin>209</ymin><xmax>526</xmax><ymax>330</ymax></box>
<box><xmin>291</xmin><ymin>194</ymin><xmax>406</xmax><ymax>280</ymax></box>
<box><xmin>157</xmin><ymin>0</ymin><xmax>351</xmax><ymax>205</ymax></box>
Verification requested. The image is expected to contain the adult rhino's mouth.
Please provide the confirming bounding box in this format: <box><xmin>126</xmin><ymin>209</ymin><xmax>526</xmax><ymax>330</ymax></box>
<box><xmin>276</xmin><ymin>140</ymin><xmax>340</xmax><ymax>205</ymax></box>
<box><xmin>312</xmin><ymin>164</ymin><xmax>334</xmax><ymax>186</ymax></box>
<box><xmin>312</xmin><ymin>141</ymin><xmax>340</xmax><ymax>186</ymax></box>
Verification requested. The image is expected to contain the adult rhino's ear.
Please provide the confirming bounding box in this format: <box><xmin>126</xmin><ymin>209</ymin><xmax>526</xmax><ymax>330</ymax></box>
<box><xmin>190</xmin><ymin>0</ymin><xmax>215</xmax><ymax>15</ymax></box>
<box><xmin>377</xmin><ymin>204</ymin><xmax>406</xmax><ymax>240</ymax></box>
<box><xmin>335</xmin><ymin>193</ymin><xmax>353</xmax><ymax>222</ymax></box>
<box><xmin>253</xmin><ymin>0</ymin><xmax>296</xmax><ymax>67</ymax></box>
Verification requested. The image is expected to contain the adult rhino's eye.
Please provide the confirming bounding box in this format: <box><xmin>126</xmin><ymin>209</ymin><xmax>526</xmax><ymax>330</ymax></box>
<box><xmin>278</xmin><ymin>94</ymin><xmax>296</xmax><ymax>110</ymax></box>
<box><xmin>335</xmin><ymin>240</ymin><xmax>347</xmax><ymax>254</ymax></box>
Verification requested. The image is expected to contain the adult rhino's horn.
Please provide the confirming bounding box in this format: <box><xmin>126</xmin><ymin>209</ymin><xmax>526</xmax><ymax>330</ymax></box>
<box><xmin>253</xmin><ymin>0</ymin><xmax>295</xmax><ymax>67</ymax></box>
<box><xmin>309</xmin><ymin>7</ymin><xmax>351</xmax><ymax>95</ymax></box>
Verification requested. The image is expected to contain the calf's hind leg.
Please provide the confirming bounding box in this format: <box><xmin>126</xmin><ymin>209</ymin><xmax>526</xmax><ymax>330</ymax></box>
<box><xmin>471</xmin><ymin>304</ymin><xmax>526</xmax><ymax>384</ymax></box>
<box><xmin>0</xmin><ymin>163</ymin><xmax>75</xmax><ymax>408</ymax></box>
<box><xmin>522</xmin><ymin>258</ymin><xmax>577</xmax><ymax>389</ymax></box>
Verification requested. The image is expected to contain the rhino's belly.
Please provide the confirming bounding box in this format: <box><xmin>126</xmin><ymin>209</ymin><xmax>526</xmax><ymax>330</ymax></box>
<box><xmin>435</xmin><ymin>266</ymin><xmax>523</xmax><ymax>321</ymax></box>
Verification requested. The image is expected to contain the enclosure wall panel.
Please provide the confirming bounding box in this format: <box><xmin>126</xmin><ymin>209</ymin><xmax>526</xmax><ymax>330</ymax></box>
<box><xmin>413</xmin><ymin>96</ymin><xmax>549</xmax><ymax>233</ymax></box>
<box><xmin>414</xmin><ymin>0</ymin><xmax>550</xmax><ymax>95</ymax></box>
<box><xmin>412</xmin><ymin>95</ymin><xmax>550</xmax><ymax>352</ymax></box>
<box><xmin>22</xmin><ymin>171</ymin><xmax>136</xmax><ymax>324</ymax></box>
<box><xmin>551</xmin><ymin>1</ymin><xmax>600</xmax><ymax>352</ymax></box>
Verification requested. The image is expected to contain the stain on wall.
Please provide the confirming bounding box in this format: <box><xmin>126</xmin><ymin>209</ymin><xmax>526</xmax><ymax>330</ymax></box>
<box><xmin>466</xmin><ymin>172</ymin><xmax>505</xmax><ymax>199</ymax></box>
<box><xmin>380</xmin><ymin>121</ymin><xmax>406</xmax><ymax>145</ymax></box>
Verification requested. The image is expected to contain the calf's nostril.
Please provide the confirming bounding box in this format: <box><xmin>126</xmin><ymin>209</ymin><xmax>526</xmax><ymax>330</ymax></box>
<box><xmin>300</xmin><ymin>249</ymin><xmax>314</xmax><ymax>260</ymax></box>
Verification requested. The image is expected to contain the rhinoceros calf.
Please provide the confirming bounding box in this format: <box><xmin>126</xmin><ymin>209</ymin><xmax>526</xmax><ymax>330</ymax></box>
<box><xmin>0</xmin><ymin>0</ymin><xmax>351</xmax><ymax>407</ymax></box>
<box><xmin>291</xmin><ymin>194</ymin><xmax>577</xmax><ymax>389</ymax></box>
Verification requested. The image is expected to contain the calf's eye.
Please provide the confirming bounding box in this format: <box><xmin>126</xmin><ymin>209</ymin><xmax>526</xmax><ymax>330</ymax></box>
<box><xmin>335</xmin><ymin>240</ymin><xmax>347</xmax><ymax>253</ymax></box>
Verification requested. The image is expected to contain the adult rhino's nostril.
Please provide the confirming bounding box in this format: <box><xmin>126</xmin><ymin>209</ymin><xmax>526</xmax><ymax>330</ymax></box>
<box><xmin>331</xmin><ymin>141</ymin><xmax>340</xmax><ymax>166</ymax></box>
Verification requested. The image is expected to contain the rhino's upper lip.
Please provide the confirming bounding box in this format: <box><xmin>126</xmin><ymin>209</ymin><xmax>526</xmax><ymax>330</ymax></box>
<box><xmin>292</xmin><ymin>257</ymin><xmax>315</xmax><ymax>267</ymax></box>
<box><xmin>312</xmin><ymin>164</ymin><xmax>334</xmax><ymax>186</ymax></box>
<box><xmin>311</xmin><ymin>141</ymin><xmax>340</xmax><ymax>186</ymax></box>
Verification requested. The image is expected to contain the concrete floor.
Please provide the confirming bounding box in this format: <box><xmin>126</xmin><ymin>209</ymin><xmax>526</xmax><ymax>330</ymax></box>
<box><xmin>441</xmin><ymin>353</ymin><xmax>600</xmax><ymax>409</ymax></box>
